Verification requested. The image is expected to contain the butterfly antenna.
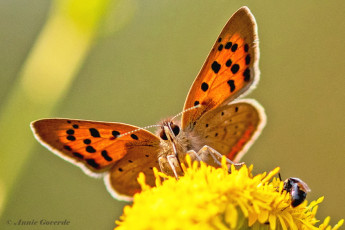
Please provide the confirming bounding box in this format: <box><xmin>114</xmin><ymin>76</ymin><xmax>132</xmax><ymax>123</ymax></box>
<box><xmin>170</xmin><ymin>104</ymin><xmax>201</xmax><ymax>122</ymax></box>
<box><xmin>118</xmin><ymin>124</ymin><xmax>161</xmax><ymax>138</ymax></box>
<box><xmin>119</xmin><ymin>104</ymin><xmax>201</xmax><ymax>137</ymax></box>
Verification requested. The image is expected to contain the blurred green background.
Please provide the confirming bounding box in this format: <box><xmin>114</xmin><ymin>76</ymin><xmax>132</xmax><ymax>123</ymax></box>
<box><xmin>1</xmin><ymin>0</ymin><xmax>344</xmax><ymax>229</ymax></box>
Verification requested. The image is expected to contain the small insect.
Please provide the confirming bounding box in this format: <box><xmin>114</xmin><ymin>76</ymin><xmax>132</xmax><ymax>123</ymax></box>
<box><xmin>31</xmin><ymin>7</ymin><xmax>265</xmax><ymax>201</ymax></box>
<box><xmin>283</xmin><ymin>177</ymin><xmax>311</xmax><ymax>207</ymax></box>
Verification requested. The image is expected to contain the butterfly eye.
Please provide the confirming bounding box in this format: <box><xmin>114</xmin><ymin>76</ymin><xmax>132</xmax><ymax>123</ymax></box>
<box><xmin>171</xmin><ymin>124</ymin><xmax>180</xmax><ymax>136</ymax></box>
<box><xmin>159</xmin><ymin>129</ymin><xmax>168</xmax><ymax>140</ymax></box>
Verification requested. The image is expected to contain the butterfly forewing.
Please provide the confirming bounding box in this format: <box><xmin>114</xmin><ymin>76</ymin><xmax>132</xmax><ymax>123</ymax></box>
<box><xmin>182</xmin><ymin>7</ymin><xmax>259</xmax><ymax>130</ymax></box>
<box><xmin>191</xmin><ymin>100</ymin><xmax>265</xmax><ymax>162</ymax></box>
<box><xmin>31</xmin><ymin>119</ymin><xmax>161</xmax><ymax>176</ymax></box>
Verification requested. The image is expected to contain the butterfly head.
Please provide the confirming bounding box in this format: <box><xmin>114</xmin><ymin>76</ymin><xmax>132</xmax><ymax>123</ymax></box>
<box><xmin>158</xmin><ymin>120</ymin><xmax>180</xmax><ymax>141</ymax></box>
<box><xmin>157</xmin><ymin>105</ymin><xmax>199</xmax><ymax>142</ymax></box>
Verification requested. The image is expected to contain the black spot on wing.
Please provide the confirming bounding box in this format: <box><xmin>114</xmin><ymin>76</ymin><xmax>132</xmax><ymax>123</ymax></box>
<box><xmin>67</xmin><ymin>135</ymin><xmax>76</xmax><ymax>141</ymax></box>
<box><xmin>245</xmin><ymin>54</ymin><xmax>251</xmax><ymax>65</ymax></box>
<box><xmin>112</xmin><ymin>130</ymin><xmax>120</xmax><ymax>138</ymax></box>
<box><xmin>66</xmin><ymin>129</ymin><xmax>74</xmax><ymax>135</ymax></box>
<box><xmin>86</xmin><ymin>146</ymin><xmax>96</xmax><ymax>153</ymax></box>
<box><xmin>231</xmin><ymin>43</ymin><xmax>238</xmax><ymax>52</ymax></box>
<box><xmin>225</xmin><ymin>42</ymin><xmax>232</xmax><ymax>49</ymax></box>
<box><xmin>227</xmin><ymin>80</ymin><xmax>236</xmax><ymax>92</ymax></box>
<box><xmin>231</xmin><ymin>64</ymin><xmax>240</xmax><ymax>74</ymax></box>
<box><xmin>211</xmin><ymin>61</ymin><xmax>221</xmax><ymax>74</ymax></box>
<box><xmin>86</xmin><ymin>159</ymin><xmax>99</xmax><ymax>168</ymax></box>
<box><xmin>131</xmin><ymin>134</ymin><xmax>138</xmax><ymax>140</ymax></box>
<box><xmin>244</xmin><ymin>44</ymin><xmax>249</xmax><ymax>52</ymax></box>
<box><xmin>83</xmin><ymin>139</ymin><xmax>91</xmax><ymax>144</ymax></box>
<box><xmin>201</xmin><ymin>82</ymin><xmax>209</xmax><ymax>92</ymax></box>
<box><xmin>101</xmin><ymin>150</ymin><xmax>112</xmax><ymax>162</ymax></box>
<box><xmin>73</xmin><ymin>152</ymin><xmax>83</xmax><ymax>159</ymax></box>
<box><xmin>226</xmin><ymin>59</ymin><xmax>232</xmax><ymax>67</ymax></box>
<box><xmin>243</xmin><ymin>68</ymin><xmax>251</xmax><ymax>82</ymax></box>
<box><xmin>89</xmin><ymin>128</ymin><xmax>100</xmax><ymax>137</ymax></box>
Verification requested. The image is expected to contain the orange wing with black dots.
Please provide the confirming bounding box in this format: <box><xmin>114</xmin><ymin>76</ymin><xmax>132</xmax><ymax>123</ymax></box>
<box><xmin>182</xmin><ymin>7</ymin><xmax>259</xmax><ymax>130</ymax></box>
<box><xmin>31</xmin><ymin>119</ymin><xmax>161</xmax><ymax>176</ymax></box>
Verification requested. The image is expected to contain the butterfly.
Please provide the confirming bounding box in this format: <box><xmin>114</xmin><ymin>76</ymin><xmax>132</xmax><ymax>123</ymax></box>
<box><xmin>31</xmin><ymin>6</ymin><xmax>266</xmax><ymax>201</ymax></box>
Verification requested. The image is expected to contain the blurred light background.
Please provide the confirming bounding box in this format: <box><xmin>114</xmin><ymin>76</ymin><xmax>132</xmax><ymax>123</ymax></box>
<box><xmin>0</xmin><ymin>0</ymin><xmax>344</xmax><ymax>229</ymax></box>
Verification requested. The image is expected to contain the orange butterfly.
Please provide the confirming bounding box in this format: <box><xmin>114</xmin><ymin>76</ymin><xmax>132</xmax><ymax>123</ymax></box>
<box><xmin>31</xmin><ymin>6</ymin><xmax>266</xmax><ymax>201</ymax></box>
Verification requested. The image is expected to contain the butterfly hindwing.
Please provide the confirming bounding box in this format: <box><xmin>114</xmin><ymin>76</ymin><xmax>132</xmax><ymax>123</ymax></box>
<box><xmin>31</xmin><ymin>119</ymin><xmax>161</xmax><ymax>176</ymax></box>
<box><xmin>191</xmin><ymin>99</ymin><xmax>265</xmax><ymax>162</ymax></box>
<box><xmin>182</xmin><ymin>7</ymin><xmax>259</xmax><ymax>130</ymax></box>
<box><xmin>105</xmin><ymin>144</ymin><xmax>160</xmax><ymax>200</ymax></box>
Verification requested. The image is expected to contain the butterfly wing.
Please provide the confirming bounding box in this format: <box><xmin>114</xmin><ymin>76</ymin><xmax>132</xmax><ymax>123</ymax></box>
<box><xmin>31</xmin><ymin>119</ymin><xmax>161</xmax><ymax>200</ymax></box>
<box><xmin>190</xmin><ymin>99</ymin><xmax>266</xmax><ymax>162</ymax></box>
<box><xmin>105</xmin><ymin>145</ymin><xmax>160</xmax><ymax>200</ymax></box>
<box><xmin>182</xmin><ymin>7</ymin><xmax>259</xmax><ymax>130</ymax></box>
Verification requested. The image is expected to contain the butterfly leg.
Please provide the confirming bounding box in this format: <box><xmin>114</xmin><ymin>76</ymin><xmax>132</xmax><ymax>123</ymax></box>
<box><xmin>158</xmin><ymin>155</ymin><xmax>184</xmax><ymax>179</ymax></box>
<box><xmin>168</xmin><ymin>155</ymin><xmax>184</xmax><ymax>179</ymax></box>
<box><xmin>185</xmin><ymin>150</ymin><xmax>202</xmax><ymax>162</ymax></box>
<box><xmin>186</xmin><ymin>148</ymin><xmax>231</xmax><ymax>172</ymax></box>
<box><xmin>195</xmin><ymin>145</ymin><xmax>244</xmax><ymax>170</ymax></box>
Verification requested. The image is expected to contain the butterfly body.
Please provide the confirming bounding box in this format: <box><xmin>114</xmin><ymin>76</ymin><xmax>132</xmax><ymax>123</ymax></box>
<box><xmin>31</xmin><ymin>7</ymin><xmax>266</xmax><ymax>201</ymax></box>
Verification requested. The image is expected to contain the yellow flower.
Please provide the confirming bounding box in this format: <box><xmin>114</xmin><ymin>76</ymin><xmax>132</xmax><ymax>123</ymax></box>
<box><xmin>115</xmin><ymin>156</ymin><xmax>343</xmax><ymax>230</ymax></box>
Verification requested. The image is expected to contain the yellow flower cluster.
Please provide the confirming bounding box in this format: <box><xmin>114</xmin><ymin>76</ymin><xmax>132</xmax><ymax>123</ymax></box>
<box><xmin>115</xmin><ymin>156</ymin><xmax>343</xmax><ymax>230</ymax></box>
